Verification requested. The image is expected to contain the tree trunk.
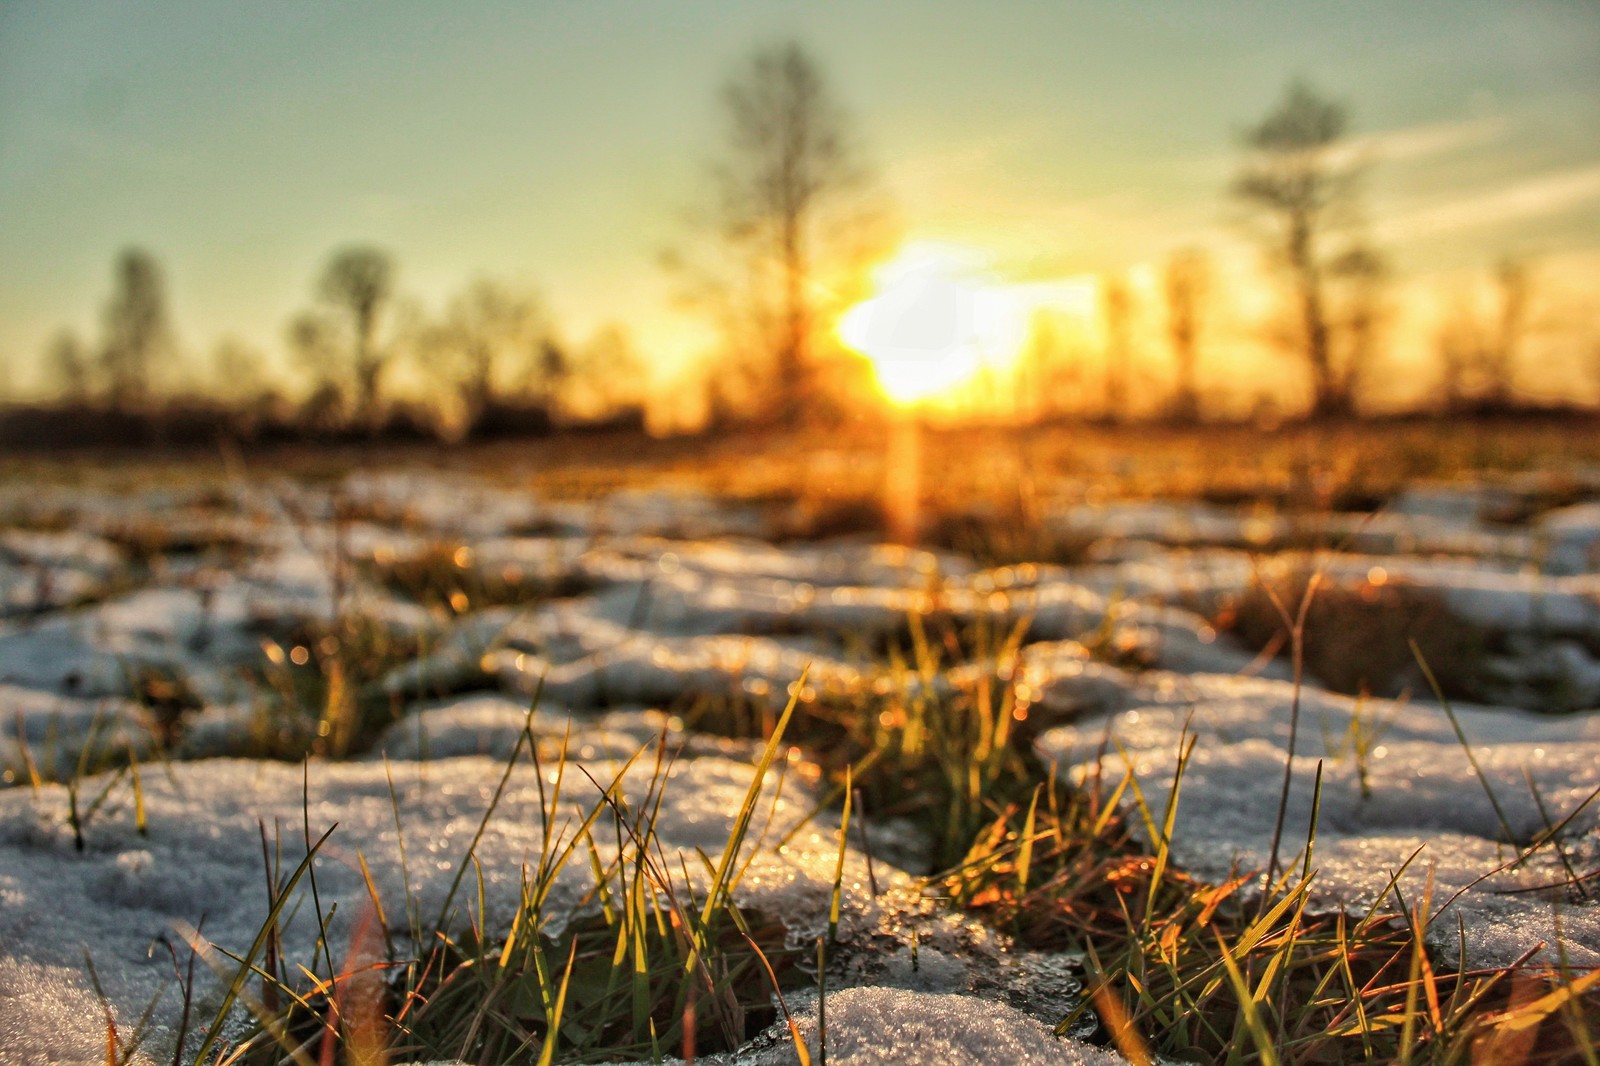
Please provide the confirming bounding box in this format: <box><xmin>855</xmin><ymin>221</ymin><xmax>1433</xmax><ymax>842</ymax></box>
<box><xmin>1291</xmin><ymin>219</ymin><xmax>1344</xmax><ymax>418</ymax></box>
<box><xmin>778</xmin><ymin>214</ymin><xmax>808</xmax><ymax>427</ymax></box>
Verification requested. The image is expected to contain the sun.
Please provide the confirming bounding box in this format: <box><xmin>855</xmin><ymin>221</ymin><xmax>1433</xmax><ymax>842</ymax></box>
<box><xmin>838</xmin><ymin>242</ymin><xmax>1030</xmax><ymax>408</ymax></box>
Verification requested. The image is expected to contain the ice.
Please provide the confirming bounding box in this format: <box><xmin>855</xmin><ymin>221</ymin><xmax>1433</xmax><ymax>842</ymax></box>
<box><xmin>0</xmin><ymin>552</ymin><xmax>444</xmax><ymax>722</ymax></box>
<box><xmin>340</xmin><ymin>470</ymin><xmax>549</xmax><ymax>537</ymax></box>
<box><xmin>1081</xmin><ymin>549</ymin><xmax>1600</xmax><ymax>712</ymax></box>
<box><xmin>351</xmin><ymin>480</ymin><xmax>784</xmax><ymax>542</ymax></box>
<box><xmin>1299</xmin><ymin>511</ymin><xmax>1533</xmax><ymax>563</ymax></box>
<box><xmin>1009</xmin><ymin>643</ymin><xmax>1153</xmax><ymax>725</ymax></box>
<box><xmin>417</xmin><ymin>986</ymin><xmax>1125</xmax><ymax>1066</ymax></box>
<box><xmin>1035</xmin><ymin>672</ymin><xmax>1600</xmax><ymax>967</ymax></box>
<box><xmin>1263</xmin><ymin>554</ymin><xmax>1600</xmax><ymax>711</ymax></box>
<box><xmin>0</xmin><ymin>616</ymin><xmax>148</xmax><ymax>699</ymax></box>
<box><xmin>650</xmin><ymin>538</ymin><xmax>973</xmax><ymax>586</ymax></box>
<box><xmin>1076</xmin><ymin>545</ymin><xmax>1259</xmax><ymax>608</ymax></box>
<box><xmin>0</xmin><ymin>958</ymin><xmax>114</xmax><ymax>1066</ymax></box>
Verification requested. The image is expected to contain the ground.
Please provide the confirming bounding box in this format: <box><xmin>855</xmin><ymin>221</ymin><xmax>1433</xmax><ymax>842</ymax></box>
<box><xmin>1</xmin><ymin>418</ymin><xmax>1597</xmax><ymax>1064</ymax></box>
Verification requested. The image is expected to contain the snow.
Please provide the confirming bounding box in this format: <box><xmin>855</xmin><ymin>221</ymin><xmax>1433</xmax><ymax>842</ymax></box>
<box><xmin>2</xmin><ymin>465</ymin><xmax>1597</xmax><ymax>1063</ymax></box>
<box><xmin>644</xmin><ymin>986</ymin><xmax>1127</xmax><ymax>1065</ymax></box>
<box><xmin>1541</xmin><ymin>502</ymin><xmax>1600</xmax><ymax>576</ymax></box>
<box><xmin>0</xmin><ymin>686</ymin><xmax>160</xmax><ymax>782</ymax></box>
<box><xmin>1035</xmin><ymin>672</ymin><xmax>1600</xmax><ymax>967</ymax></box>
<box><xmin>0</xmin><ymin>733</ymin><xmax>880</xmax><ymax>1064</ymax></box>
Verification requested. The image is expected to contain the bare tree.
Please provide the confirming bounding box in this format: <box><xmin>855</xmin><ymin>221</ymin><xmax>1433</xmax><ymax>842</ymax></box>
<box><xmin>574</xmin><ymin>323</ymin><xmax>645</xmax><ymax>416</ymax></box>
<box><xmin>287</xmin><ymin>310</ymin><xmax>347</xmax><ymax>429</ymax></box>
<box><xmin>1482</xmin><ymin>256</ymin><xmax>1530</xmax><ymax>408</ymax></box>
<box><xmin>1163</xmin><ymin>248</ymin><xmax>1210</xmax><ymax>422</ymax></box>
<box><xmin>1433</xmin><ymin>256</ymin><xmax>1534</xmax><ymax>412</ymax></box>
<box><xmin>421</xmin><ymin>279</ymin><xmax>548</xmax><ymax>429</ymax></box>
<box><xmin>316</xmin><ymin>246</ymin><xmax>395</xmax><ymax>427</ymax></box>
<box><xmin>535</xmin><ymin>338</ymin><xmax>570</xmax><ymax>414</ymax></box>
<box><xmin>681</xmin><ymin>42</ymin><xmax>880</xmax><ymax>427</ymax></box>
<box><xmin>1332</xmin><ymin>245</ymin><xmax>1388</xmax><ymax>407</ymax></box>
<box><xmin>1436</xmin><ymin>290</ymin><xmax>1478</xmax><ymax>413</ymax></box>
<box><xmin>1232</xmin><ymin>81</ymin><xmax>1383</xmax><ymax>418</ymax></box>
<box><xmin>1100</xmin><ymin>275</ymin><xmax>1134</xmax><ymax>423</ymax></box>
<box><xmin>1014</xmin><ymin>309</ymin><xmax>1091</xmax><ymax>422</ymax></box>
<box><xmin>47</xmin><ymin>329</ymin><xmax>95</xmax><ymax>404</ymax></box>
<box><xmin>100</xmin><ymin>248</ymin><xmax>172</xmax><ymax>413</ymax></box>
<box><xmin>1013</xmin><ymin>311</ymin><xmax>1059</xmax><ymax>423</ymax></box>
<box><xmin>209</xmin><ymin>337</ymin><xmax>269</xmax><ymax>408</ymax></box>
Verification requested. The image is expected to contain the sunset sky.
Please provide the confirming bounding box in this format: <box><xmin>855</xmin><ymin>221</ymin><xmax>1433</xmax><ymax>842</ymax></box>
<box><xmin>2</xmin><ymin>1</ymin><xmax>1597</xmax><ymax>414</ymax></box>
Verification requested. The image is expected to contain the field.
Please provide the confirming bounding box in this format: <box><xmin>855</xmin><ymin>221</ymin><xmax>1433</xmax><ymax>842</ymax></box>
<box><xmin>2</xmin><ymin>416</ymin><xmax>1599</xmax><ymax>1065</ymax></box>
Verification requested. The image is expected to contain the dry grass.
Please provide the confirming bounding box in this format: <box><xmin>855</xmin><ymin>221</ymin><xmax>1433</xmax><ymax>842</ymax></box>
<box><xmin>1218</xmin><ymin>569</ymin><xmax>1489</xmax><ymax>700</ymax></box>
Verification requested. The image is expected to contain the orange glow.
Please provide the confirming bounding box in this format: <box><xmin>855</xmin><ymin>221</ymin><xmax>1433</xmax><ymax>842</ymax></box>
<box><xmin>838</xmin><ymin>242</ymin><xmax>1031</xmax><ymax>407</ymax></box>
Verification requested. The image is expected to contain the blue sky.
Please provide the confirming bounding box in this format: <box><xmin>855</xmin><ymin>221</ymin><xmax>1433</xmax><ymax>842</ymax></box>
<box><xmin>2</xmin><ymin>0</ymin><xmax>1597</xmax><ymax>403</ymax></box>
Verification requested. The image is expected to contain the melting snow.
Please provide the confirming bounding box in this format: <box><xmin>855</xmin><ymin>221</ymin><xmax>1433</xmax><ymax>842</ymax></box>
<box><xmin>2</xmin><ymin>466</ymin><xmax>1597</xmax><ymax>1063</ymax></box>
<box><xmin>1036</xmin><ymin>673</ymin><xmax>1600</xmax><ymax>968</ymax></box>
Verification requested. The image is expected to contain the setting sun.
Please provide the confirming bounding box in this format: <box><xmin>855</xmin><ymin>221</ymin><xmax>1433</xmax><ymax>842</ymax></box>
<box><xmin>838</xmin><ymin>243</ymin><xmax>1031</xmax><ymax>407</ymax></box>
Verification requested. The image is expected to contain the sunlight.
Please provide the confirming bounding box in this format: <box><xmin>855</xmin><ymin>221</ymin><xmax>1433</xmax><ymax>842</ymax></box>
<box><xmin>838</xmin><ymin>242</ymin><xmax>1031</xmax><ymax>407</ymax></box>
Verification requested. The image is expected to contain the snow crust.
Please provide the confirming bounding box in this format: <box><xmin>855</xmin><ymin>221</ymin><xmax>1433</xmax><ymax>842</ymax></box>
<box><xmin>0</xmin><ymin>733</ymin><xmax>879</xmax><ymax>1064</ymax></box>
<box><xmin>4</xmin><ymin>467</ymin><xmax>1598</xmax><ymax>1063</ymax></box>
<box><xmin>1036</xmin><ymin>672</ymin><xmax>1600</xmax><ymax>967</ymax></box>
<box><xmin>639</xmin><ymin>986</ymin><xmax>1127</xmax><ymax>1065</ymax></box>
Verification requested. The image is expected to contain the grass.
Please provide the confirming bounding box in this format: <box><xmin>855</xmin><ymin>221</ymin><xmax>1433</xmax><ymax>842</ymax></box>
<box><xmin>99</xmin><ymin>517</ymin><xmax>250</xmax><ymax>573</ymax></box>
<box><xmin>363</xmin><ymin>541</ymin><xmax>595</xmax><ymax>616</ymax></box>
<box><xmin>1217</xmin><ymin>565</ymin><xmax>1489</xmax><ymax>703</ymax></box>
<box><xmin>200</xmin><ymin>687</ymin><xmax>821</xmax><ymax>1065</ymax></box>
<box><xmin>244</xmin><ymin>611</ymin><xmax>428</xmax><ymax>760</ymax></box>
<box><xmin>180</xmin><ymin>591</ymin><xmax>1599</xmax><ymax>1065</ymax></box>
<box><xmin>9</xmin><ymin>414</ymin><xmax>1596</xmax><ymax>538</ymax></box>
<box><xmin>7</xmin><ymin>419</ymin><xmax>1600</xmax><ymax>1063</ymax></box>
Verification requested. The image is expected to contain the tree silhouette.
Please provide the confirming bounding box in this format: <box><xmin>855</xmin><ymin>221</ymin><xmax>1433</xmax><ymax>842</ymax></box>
<box><xmin>535</xmin><ymin>338</ymin><xmax>569</xmax><ymax>414</ymax></box>
<box><xmin>209</xmin><ymin>337</ymin><xmax>269</xmax><ymax>408</ymax></box>
<box><xmin>568</xmin><ymin>323</ymin><xmax>646</xmax><ymax>420</ymax></box>
<box><xmin>287</xmin><ymin>309</ymin><xmax>347</xmax><ymax>430</ymax></box>
<box><xmin>1333</xmin><ymin>245</ymin><xmax>1387</xmax><ymax>409</ymax></box>
<box><xmin>317</xmin><ymin>246</ymin><xmax>395</xmax><ymax>428</ymax></box>
<box><xmin>47</xmin><ymin>329</ymin><xmax>95</xmax><ymax>405</ymax></box>
<box><xmin>1233</xmin><ymin>81</ymin><xmax>1383</xmax><ymax>418</ymax></box>
<box><xmin>1482</xmin><ymin>256</ymin><xmax>1530</xmax><ymax>408</ymax></box>
<box><xmin>422</xmin><ymin>279</ymin><xmax>549</xmax><ymax>430</ymax></box>
<box><xmin>682</xmin><ymin>42</ymin><xmax>879</xmax><ymax>427</ymax></box>
<box><xmin>100</xmin><ymin>248</ymin><xmax>171</xmax><ymax>414</ymax></box>
<box><xmin>1163</xmin><ymin>248</ymin><xmax>1210</xmax><ymax>422</ymax></box>
<box><xmin>1434</xmin><ymin>256</ymin><xmax>1533</xmax><ymax>412</ymax></box>
<box><xmin>1100</xmin><ymin>275</ymin><xmax>1134</xmax><ymax>423</ymax></box>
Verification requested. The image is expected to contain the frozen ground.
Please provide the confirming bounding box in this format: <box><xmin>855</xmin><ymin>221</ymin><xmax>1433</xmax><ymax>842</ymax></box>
<box><xmin>1</xmin><ymin>466</ymin><xmax>1597</xmax><ymax>1063</ymax></box>
<box><xmin>1034</xmin><ymin>672</ymin><xmax>1600</xmax><ymax>967</ymax></box>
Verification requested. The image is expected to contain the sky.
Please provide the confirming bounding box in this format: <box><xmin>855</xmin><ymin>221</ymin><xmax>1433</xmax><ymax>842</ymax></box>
<box><xmin>2</xmin><ymin>0</ymin><xmax>1597</xmax><ymax>414</ymax></box>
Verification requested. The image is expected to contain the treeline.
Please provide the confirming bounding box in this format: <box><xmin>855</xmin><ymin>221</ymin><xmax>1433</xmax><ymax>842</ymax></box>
<box><xmin>984</xmin><ymin>83</ymin><xmax>1596</xmax><ymax>427</ymax></box>
<box><xmin>8</xmin><ymin>46</ymin><xmax>1600</xmax><ymax>449</ymax></box>
<box><xmin>8</xmin><ymin>245</ymin><xmax>647</xmax><ymax>450</ymax></box>
<box><xmin>671</xmin><ymin>56</ymin><xmax>1598</xmax><ymax>430</ymax></box>
<box><xmin>990</xmin><ymin>245</ymin><xmax>1584</xmax><ymax>428</ymax></box>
